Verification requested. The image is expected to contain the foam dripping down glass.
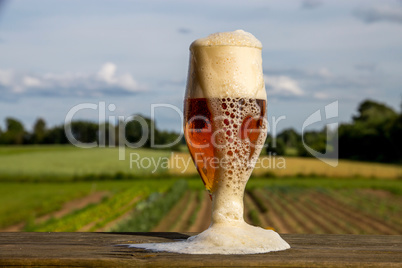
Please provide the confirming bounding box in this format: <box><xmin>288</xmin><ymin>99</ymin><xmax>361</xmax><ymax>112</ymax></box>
<box><xmin>127</xmin><ymin>30</ymin><xmax>290</xmax><ymax>254</ymax></box>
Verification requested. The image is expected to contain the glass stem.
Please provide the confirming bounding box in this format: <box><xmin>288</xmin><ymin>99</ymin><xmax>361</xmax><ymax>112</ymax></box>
<box><xmin>210</xmin><ymin>183</ymin><xmax>245</xmax><ymax>225</ymax></box>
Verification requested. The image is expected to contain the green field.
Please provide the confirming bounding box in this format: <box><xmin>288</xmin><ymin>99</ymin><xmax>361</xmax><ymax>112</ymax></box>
<box><xmin>0</xmin><ymin>180</ymin><xmax>176</xmax><ymax>230</ymax></box>
<box><xmin>0</xmin><ymin>145</ymin><xmax>401</xmax><ymax>234</ymax></box>
<box><xmin>0</xmin><ymin>146</ymin><xmax>171</xmax><ymax>180</ymax></box>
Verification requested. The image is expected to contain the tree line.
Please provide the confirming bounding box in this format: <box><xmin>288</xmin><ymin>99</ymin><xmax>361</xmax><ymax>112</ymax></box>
<box><xmin>266</xmin><ymin>99</ymin><xmax>402</xmax><ymax>163</ymax></box>
<box><xmin>0</xmin><ymin>115</ymin><xmax>184</xmax><ymax>151</ymax></box>
<box><xmin>0</xmin><ymin>99</ymin><xmax>401</xmax><ymax>163</ymax></box>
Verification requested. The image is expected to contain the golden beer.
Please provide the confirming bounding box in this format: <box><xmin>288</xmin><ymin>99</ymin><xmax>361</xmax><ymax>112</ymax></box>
<box><xmin>184</xmin><ymin>97</ymin><xmax>267</xmax><ymax>193</ymax></box>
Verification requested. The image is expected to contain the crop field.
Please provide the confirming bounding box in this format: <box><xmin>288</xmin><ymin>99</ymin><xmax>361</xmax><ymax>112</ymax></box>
<box><xmin>0</xmin><ymin>179</ymin><xmax>177</xmax><ymax>231</ymax></box>
<box><xmin>0</xmin><ymin>146</ymin><xmax>401</xmax><ymax>235</ymax></box>
<box><xmin>1</xmin><ymin>177</ymin><xmax>401</xmax><ymax>234</ymax></box>
<box><xmin>147</xmin><ymin>179</ymin><xmax>402</xmax><ymax>235</ymax></box>
<box><xmin>169</xmin><ymin>153</ymin><xmax>402</xmax><ymax>179</ymax></box>
<box><xmin>1</xmin><ymin>146</ymin><xmax>401</xmax><ymax>180</ymax></box>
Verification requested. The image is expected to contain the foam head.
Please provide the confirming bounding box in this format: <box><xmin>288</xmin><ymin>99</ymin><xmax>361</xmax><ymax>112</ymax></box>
<box><xmin>190</xmin><ymin>29</ymin><xmax>262</xmax><ymax>48</ymax></box>
<box><xmin>186</xmin><ymin>30</ymin><xmax>266</xmax><ymax>100</ymax></box>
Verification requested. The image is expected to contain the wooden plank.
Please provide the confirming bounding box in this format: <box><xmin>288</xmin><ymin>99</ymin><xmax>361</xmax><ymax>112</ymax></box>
<box><xmin>0</xmin><ymin>232</ymin><xmax>401</xmax><ymax>267</ymax></box>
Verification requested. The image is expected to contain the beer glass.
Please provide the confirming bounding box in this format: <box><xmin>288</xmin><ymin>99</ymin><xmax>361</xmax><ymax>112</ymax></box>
<box><xmin>184</xmin><ymin>56</ymin><xmax>268</xmax><ymax>225</ymax></box>
<box><xmin>181</xmin><ymin>30</ymin><xmax>290</xmax><ymax>253</ymax></box>
<box><xmin>129</xmin><ymin>31</ymin><xmax>290</xmax><ymax>254</ymax></box>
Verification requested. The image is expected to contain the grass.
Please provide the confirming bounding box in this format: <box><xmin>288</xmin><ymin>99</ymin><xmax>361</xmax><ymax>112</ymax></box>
<box><xmin>0</xmin><ymin>145</ymin><xmax>171</xmax><ymax>181</ymax></box>
<box><xmin>0</xmin><ymin>145</ymin><xmax>79</xmax><ymax>155</ymax></box>
<box><xmin>26</xmin><ymin>179</ymin><xmax>175</xmax><ymax>232</ymax></box>
<box><xmin>0</xmin><ymin>181</ymin><xmax>94</xmax><ymax>229</ymax></box>
<box><xmin>111</xmin><ymin>180</ymin><xmax>188</xmax><ymax>232</ymax></box>
<box><xmin>0</xmin><ymin>179</ymin><xmax>176</xmax><ymax>230</ymax></box>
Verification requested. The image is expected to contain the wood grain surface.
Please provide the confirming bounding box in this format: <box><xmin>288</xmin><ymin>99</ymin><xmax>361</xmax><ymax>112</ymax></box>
<box><xmin>0</xmin><ymin>232</ymin><xmax>401</xmax><ymax>267</ymax></box>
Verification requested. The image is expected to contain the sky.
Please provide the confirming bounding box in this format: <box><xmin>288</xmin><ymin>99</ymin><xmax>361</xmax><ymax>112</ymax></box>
<box><xmin>0</xmin><ymin>0</ymin><xmax>401</xmax><ymax>134</ymax></box>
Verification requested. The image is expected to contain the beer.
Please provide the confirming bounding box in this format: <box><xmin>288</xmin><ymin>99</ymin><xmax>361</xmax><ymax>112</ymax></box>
<box><xmin>129</xmin><ymin>30</ymin><xmax>290</xmax><ymax>254</ymax></box>
<box><xmin>184</xmin><ymin>97</ymin><xmax>267</xmax><ymax>193</ymax></box>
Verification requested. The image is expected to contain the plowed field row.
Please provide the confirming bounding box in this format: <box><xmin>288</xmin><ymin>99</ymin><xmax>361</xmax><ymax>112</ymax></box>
<box><xmin>150</xmin><ymin>188</ymin><xmax>402</xmax><ymax>235</ymax></box>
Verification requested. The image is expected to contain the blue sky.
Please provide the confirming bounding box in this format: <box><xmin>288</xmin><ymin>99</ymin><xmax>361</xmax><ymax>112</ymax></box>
<box><xmin>0</xmin><ymin>0</ymin><xmax>401</xmax><ymax>134</ymax></box>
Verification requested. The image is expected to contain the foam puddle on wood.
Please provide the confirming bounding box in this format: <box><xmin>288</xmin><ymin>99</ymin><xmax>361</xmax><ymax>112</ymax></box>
<box><xmin>123</xmin><ymin>221</ymin><xmax>290</xmax><ymax>254</ymax></box>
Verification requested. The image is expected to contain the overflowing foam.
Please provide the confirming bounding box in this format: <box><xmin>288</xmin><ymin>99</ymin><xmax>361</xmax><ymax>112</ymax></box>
<box><xmin>186</xmin><ymin>30</ymin><xmax>266</xmax><ymax>100</ymax></box>
<box><xmin>126</xmin><ymin>222</ymin><xmax>290</xmax><ymax>254</ymax></box>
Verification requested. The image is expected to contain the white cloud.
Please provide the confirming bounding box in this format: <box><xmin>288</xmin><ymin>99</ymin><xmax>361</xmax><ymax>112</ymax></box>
<box><xmin>97</xmin><ymin>63</ymin><xmax>117</xmax><ymax>84</ymax></box>
<box><xmin>263</xmin><ymin>67</ymin><xmax>382</xmax><ymax>102</ymax></box>
<box><xmin>96</xmin><ymin>62</ymin><xmax>139</xmax><ymax>92</ymax></box>
<box><xmin>264</xmin><ymin>75</ymin><xmax>304</xmax><ymax>97</ymax></box>
<box><xmin>0</xmin><ymin>63</ymin><xmax>144</xmax><ymax>100</ymax></box>
<box><xmin>23</xmin><ymin>76</ymin><xmax>42</xmax><ymax>88</ymax></box>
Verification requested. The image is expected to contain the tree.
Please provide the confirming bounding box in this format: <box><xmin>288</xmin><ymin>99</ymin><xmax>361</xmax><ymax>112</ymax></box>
<box><xmin>265</xmin><ymin>134</ymin><xmax>286</xmax><ymax>156</ymax></box>
<box><xmin>122</xmin><ymin>115</ymin><xmax>154</xmax><ymax>148</ymax></box>
<box><xmin>154</xmin><ymin>129</ymin><xmax>182</xmax><ymax>151</ymax></box>
<box><xmin>297</xmin><ymin>129</ymin><xmax>327</xmax><ymax>157</ymax></box>
<box><xmin>339</xmin><ymin>99</ymin><xmax>400</xmax><ymax>163</ymax></box>
<box><xmin>278</xmin><ymin>128</ymin><xmax>300</xmax><ymax>148</ymax></box>
<box><xmin>98</xmin><ymin>122</ymin><xmax>114</xmax><ymax>146</ymax></box>
<box><xmin>388</xmin><ymin>114</ymin><xmax>402</xmax><ymax>161</ymax></box>
<box><xmin>32</xmin><ymin>118</ymin><xmax>46</xmax><ymax>144</ymax></box>
<box><xmin>67</xmin><ymin>121</ymin><xmax>99</xmax><ymax>144</ymax></box>
<box><xmin>43</xmin><ymin>125</ymin><xmax>68</xmax><ymax>144</ymax></box>
<box><xmin>353</xmin><ymin>99</ymin><xmax>396</xmax><ymax>124</ymax></box>
<box><xmin>0</xmin><ymin>117</ymin><xmax>26</xmax><ymax>144</ymax></box>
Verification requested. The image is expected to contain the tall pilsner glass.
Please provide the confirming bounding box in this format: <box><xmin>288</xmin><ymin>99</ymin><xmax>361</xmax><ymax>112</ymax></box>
<box><xmin>129</xmin><ymin>30</ymin><xmax>290</xmax><ymax>254</ymax></box>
